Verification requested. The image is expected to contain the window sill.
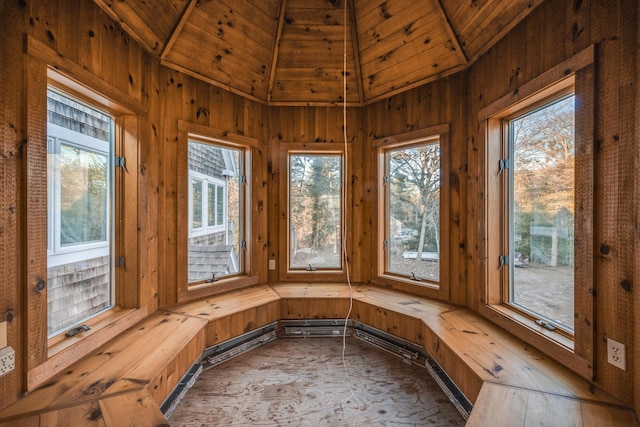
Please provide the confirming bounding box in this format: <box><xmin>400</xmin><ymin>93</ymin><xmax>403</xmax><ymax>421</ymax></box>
<box><xmin>180</xmin><ymin>274</ymin><xmax>259</xmax><ymax>302</ymax></box>
<box><xmin>372</xmin><ymin>274</ymin><xmax>445</xmax><ymax>300</ymax></box>
<box><xmin>485</xmin><ymin>304</ymin><xmax>574</xmax><ymax>350</ymax></box>
<box><xmin>27</xmin><ymin>307</ymin><xmax>148</xmax><ymax>390</ymax></box>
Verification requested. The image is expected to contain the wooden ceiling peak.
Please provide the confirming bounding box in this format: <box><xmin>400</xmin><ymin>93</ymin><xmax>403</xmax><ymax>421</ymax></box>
<box><xmin>92</xmin><ymin>0</ymin><xmax>542</xmax><ymax>106</ymax></box>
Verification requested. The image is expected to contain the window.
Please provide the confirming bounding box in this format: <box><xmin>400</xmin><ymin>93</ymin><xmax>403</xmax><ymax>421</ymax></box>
<box><xmin>187</xmin><ymin>140</ymin><xmax>243</xmax><ymax>283</ymax></box>
<box><xmin>46</xmin><ymin>88</ymin><xmax>114</xmax><ymax>337</ymax></box>
<box><xmin>507</xmin><ymin>93</ymin><xmax>575</xmax><ymax>332</ymax></box>
<box><xmin>288</xmin><ymin>153</ymin><xmax>342</xmax><ymax>271</ymax></box>
<box><xmin>480</xmin><ymin>47</ymin><xmax>595</xmax><ymax>374</ymax></box>
<box><xmin>383</xmin><ymin>138</ymin><xmax>441</xmax><ymax>285</ymax></box>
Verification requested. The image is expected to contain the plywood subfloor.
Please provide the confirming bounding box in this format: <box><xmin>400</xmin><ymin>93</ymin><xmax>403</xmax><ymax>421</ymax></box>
<box><xmin>169</xmin><ymin>337</ymin><xmax>465</xmax><ymax>426</ymax></box>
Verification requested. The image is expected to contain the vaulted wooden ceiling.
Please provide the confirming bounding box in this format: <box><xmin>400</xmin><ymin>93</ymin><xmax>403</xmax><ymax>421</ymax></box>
<box><xmin>93</xmin><ymin>0</ymin><xmax>542</xmax><ymax>106</ymax></box>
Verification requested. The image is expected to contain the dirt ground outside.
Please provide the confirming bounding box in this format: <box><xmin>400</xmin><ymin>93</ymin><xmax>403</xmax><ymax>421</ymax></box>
<box><xmin>388</xmin><ymin>256</ymin><xmax>574</xmax><ymax>329</ymax></box>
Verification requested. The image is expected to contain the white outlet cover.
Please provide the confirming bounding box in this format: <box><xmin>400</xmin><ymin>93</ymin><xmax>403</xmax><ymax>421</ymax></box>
<box><xmin>268</xmin><ymin>259</ymin><xmax>276</xmax><ymax>270</ymax></box>
<box><xmin>607</xmin><ymin>338</ymin><xmax>626</xmax><ymax>371</ymax></box>
<box><xmin>0</xmin><ymin>346</ymin><xmax>16</xmax><ymax>377</ymax></box>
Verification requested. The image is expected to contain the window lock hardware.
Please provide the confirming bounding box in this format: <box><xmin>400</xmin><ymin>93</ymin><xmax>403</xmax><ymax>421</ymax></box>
<box><xmin>116</xmin><ymin>256</ymin><xmax>127</xmax><ymax>271</ymax></box>
<box><xmin>383</xmin><ymin>176</ymin><xmax>390</xmax><ymax>184</ymax></box>
<box><xmin>66</xmin><ymin>324</ymin><xmax>91</xmax><ymax>337</ymax></box>
<box><xmin>306</xmin><ymin>264</ymin><xmax>317</xmax><ymax>271</ymax></box>
<box><xmin>499</xmin><ymin>255</ymin><xmax>509</xmax><ymax>270</ymax></box>
<box><xmin>241</xmin><ymin>240</ymin><xmax>247</xmax><ymax>250</ymax></box>
<box><xmin>115</xmin><ymin>156</ymin><xmax>128</xmax><ymax>173</ymax></box>
<box><xmin>498</xmin><ymin>158</ymin><xmax>509</xmax><ymax>175</ymax></box>
<box><xmin>410</xmin><ymin>272</ymin><xmax>422</xmax><ymax>281</ymax></box>
<box><xmin>206</xmin><ymin>273</ymin><xmax>219</xmax><ymax>283</ymax></box>
<box><xmin>535</xmin><ymin>319</ymin><xmax>557</xmax><ymax>331</ymax></box>
<box><xmin>383</xmin><ymin>240</ymin><xmax>389</xmax><ymax>248</ymax></box>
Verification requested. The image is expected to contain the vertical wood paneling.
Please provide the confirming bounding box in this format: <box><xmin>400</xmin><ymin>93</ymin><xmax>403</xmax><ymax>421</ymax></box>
<box><xmin>266</xmin><ymin>106</ymin><xmax>364</xmax><ymax>283</ymax></box>
<box><xmin>0</xmin><ymin>0</ymin><xmax>27</xmax><ymax>411</ymax></box>
<box><xmin>466</xmin><ymin>0</ymin><xmax>637</xmax><ymax>405</ymax></box>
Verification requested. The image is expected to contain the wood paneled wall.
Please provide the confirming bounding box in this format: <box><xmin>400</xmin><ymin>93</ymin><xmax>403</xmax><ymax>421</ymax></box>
<box><xmin>1</xmin><ymin>0</ymin><xmax>638</xmax><ymax>416</ymax></box>
<box><xmin>465</xmin><ymin>0</ymin><xmax>638</xmax><ymax>405</ymax></box>
<box><xmin>266</xmin><ymin>106</ymin><xmax>365</xmax><ymax>283</ymax></box>
<box><xmin>363</xmin><ymin>73</ymin><xmax>468</xmax><ymax>305</ymax></box>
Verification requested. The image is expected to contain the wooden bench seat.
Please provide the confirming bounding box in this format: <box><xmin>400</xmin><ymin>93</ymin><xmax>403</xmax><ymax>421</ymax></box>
<box><xmin>165</xmin><ymin>284</ymin><xmax>280</xmax><ymax>346</ymax></box>
<box><xmin>273</xmin><ymin>283</ymin><xmax>639</xmax><ymax>426</ymax></box>
<box><xmin>0</xmin><ymin>311</ymin><xmax>206</xmax><ymax>426</ymax></box>
<box><xmin>1</xmin><ymin>283</ymin><xmax>637</xmax><ymax>426</ymax></box>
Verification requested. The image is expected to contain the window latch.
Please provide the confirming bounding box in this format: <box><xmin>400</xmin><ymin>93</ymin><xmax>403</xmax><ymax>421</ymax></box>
<box><xmin>499</xmin><ymin>255</ymin><xmax>509</xmax><ymax>270</ymax></box>
<box><xmin>306</xmin><ymin>264</ymin><xmax>317</xmax><ymax>271</ymax></box>
<box><xmin>535</xmin><ymin>319</ymin><xmax>557</xmax><ymax>331</ymax></box>
<box><xmin>383</xmin><ymin>240</ymin><xmax>389</xmax><ymax>248</ymax></box>
<box><xmin>115</xmin><ymin>156</ymin><xmax>128</xmax><ymax>173</ymax></box>
<box><xmin>410</xmin><ymin>272</ymin><xmax>421</xmax><ymax>281</ymax></box>
<box><xmin>383</xmin><ymin>176</ymin><xmax>390</xmax><ymax>184</ymax></box>
<box><xmin>66</xmin><ymin>324</ymin><xmax>91</xmax><ymax>337</ymax></box>
<box><xmin>206</xmin><ymin>273</ymin><xmax>218</xmax><ymax>283</ymax></box>
<box><xmin>116</xmin><ymin>256</ymin><xmax>127</xmax><ymax>271</ymax></box>
<box><xmin>498</xmin><ymin>158</ymin><xmax>509</xmax><ymax>175</ymax></box>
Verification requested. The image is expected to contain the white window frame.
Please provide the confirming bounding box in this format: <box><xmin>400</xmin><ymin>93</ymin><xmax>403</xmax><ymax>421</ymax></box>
<box><xmin>47</xmin><ymin>122</ymin><xmax>112</xmax><ymax>268</ymax></box>
<box><xmin>188</xmin><ymin>169</ymin><xmax>227</xmax><ymax>238</ymax></box>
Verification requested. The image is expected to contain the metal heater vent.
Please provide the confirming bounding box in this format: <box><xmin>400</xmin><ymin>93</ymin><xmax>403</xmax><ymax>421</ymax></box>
<box><xmin>203</xmin><ymin>322</ymin><xmax>277</xmax><ymax>369</ymax></box>
<box><xmin>279</xmin><ymin>319</ymin><xmax>352</xmax><ymax>337</ymax></box>
<box><xmin>354</xmin><ymin>329</ymin><xmax>420</xmax><ymax>363</ymax></box>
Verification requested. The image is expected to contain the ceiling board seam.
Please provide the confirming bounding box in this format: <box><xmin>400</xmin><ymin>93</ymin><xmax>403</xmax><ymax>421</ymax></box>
<box><xmin>160</xmin><ymin>0</ymin><xmax>198</xmax><ymax>61</ymax></box>
<box><xmin>161</xmin><ymin>59</ymin><xmax>268</xmax><ymax>105</ymax></box>
<box><xmin>363</xmin><ymin>63</ymin><xmax>467</xmax><ymax>106</ymax></box>
<box><xmin>431</xmin><ymin>0</ymin><xmax>468</xmax><ymax>64</ymax></box>
<box><xmin>465</xmin><ymin>0</ymin><xmax>545</xmax><ymax>65</ymax></box>
<box><xmin>267</xmin><ymin>0</ymin><xmax>288</xmax><ymax>104</ymax></box>
<box><xmin>348</xmin><ymin>0</ymin><xmax>365</xmax><ymax>103</ymax></box>
<box><xmin>92</xmin><ymin>0</ymin><xmax>162</xmax><ymax>54</ymax></box>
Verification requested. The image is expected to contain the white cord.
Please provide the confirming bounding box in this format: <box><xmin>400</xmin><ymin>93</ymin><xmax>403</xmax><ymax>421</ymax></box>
<box><xmin>340</xmin><ymin>0</ymin><xmax>362</xmax><ymax>424</ymax></box>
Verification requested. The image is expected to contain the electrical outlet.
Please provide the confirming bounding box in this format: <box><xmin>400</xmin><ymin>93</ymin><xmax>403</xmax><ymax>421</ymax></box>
<box><xmin>0</xmin><ymin>346</ymin><xmax>15</xmax><ymax>377</ymax></box>
<box><xmin>607</xmin><ymin>338</ymin><xmax>626</xmax><ymax>370</ymax></box>
<box><xmin>269</xmin><ymin>259</ymin><xmax>276</xmax><ymax>270</ymax></box>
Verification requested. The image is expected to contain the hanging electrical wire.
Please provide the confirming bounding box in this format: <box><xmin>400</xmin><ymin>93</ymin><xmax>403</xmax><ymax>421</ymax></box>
<box><xmin>339</xmin><ymin>0</ymin><xmax>363</xmax><ymax>424</ymax></box>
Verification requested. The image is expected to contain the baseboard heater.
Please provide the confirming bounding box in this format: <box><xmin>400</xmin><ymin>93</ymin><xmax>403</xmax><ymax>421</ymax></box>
<box><xmin>279</xmin><ymin>319</ymin><xmax>352</xmax><ymax>337</ymax></box>
<box><xmin>160</xmin><ymin>360</ymin><xmax>202</xmax><ymax>418</ymax></box>
<box><xmin>352</xmin><ymin>321</ymin><xmax>472</xmax><ymax>420</ymax></box>
<box><xmin>202</xmin><ymin>321</ymin><xmax>278</xmax><ymax>369</ymax></box>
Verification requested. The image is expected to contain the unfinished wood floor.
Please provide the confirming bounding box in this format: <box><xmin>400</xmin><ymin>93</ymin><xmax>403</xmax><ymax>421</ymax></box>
<box><xmin>169</xmin><ymin>337</ymin><xmax>465</xmax><ymax>426</ymax></box>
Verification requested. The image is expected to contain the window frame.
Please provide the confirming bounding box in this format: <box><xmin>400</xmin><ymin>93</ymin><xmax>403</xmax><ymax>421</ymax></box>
<box><xmin>278</xmin><ymin>143</ymin><xmax>349</xmax><ymax>282</ymax></box>
<box><xmin>373</xmin><ymin>125</ymin><xmax>450</xmax><ymax>299</ymax></box>
<box><xmin>188</xmin><ymin>169</ymin><xmax>226</xmax><ymax>237</ymax></box>
<box><xmin>502</xmin><ymin>89</ymin><xmax>576</xmax><ymax>338</ymax></box>
<box><xmin>478</xmin><ymin>46</ymin><xmax>595</xmax><ymax>379</ymax></box>
<box><xmin>25</xmin><ymin>35</ymin><xmax>147</xmax><ymax>390</ymax></box>
<box><xmin>177</xmin><ymin>121</ymin><xmax>258</xmax><ymax>302</ymax></box>
<box><xmin>45</xmin><ymin>88</ymin><xmax>117</xmax><ymax>337</ymax></box>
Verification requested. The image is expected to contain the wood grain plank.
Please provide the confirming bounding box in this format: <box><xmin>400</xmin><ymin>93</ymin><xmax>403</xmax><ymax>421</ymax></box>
<box><xmin>100</xmin><ymin>390</ymin><xmax>167</xmax><ymax>427</ymax></box>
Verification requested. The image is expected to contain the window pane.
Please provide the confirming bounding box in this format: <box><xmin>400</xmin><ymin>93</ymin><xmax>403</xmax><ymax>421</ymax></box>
<box><xmin>188</xmin><ymin>141</ymin><xmax>242</xmax><ymax>282</ymax></box>
<box><xmin>207</xmin><ymin>183</ymin><xmax>215</xmax><ymax>227</ymax></box>
<box><xmin>192</xmin><ymin>179</ymin><xmax>202</xmax><ymax>229</ymax></box>
<box><xmin>47</xmin><ymin>89</ymin><xmax>113</xmax><ymax>336</ymax></box>
<box><xmin>511</xmin><ymin>95</ymin><xmax>575</xmax><ymax>330</ymax></box>
<box><xmin>216</xmin><ymin>185</ymin><xmax>224</xmax><ymax>226</ymax></box>
<box><xmin>289</xmin><ymin>154</ymin><xmax>341</xmax><ymax>269</ymax></box>
<box><xmin>59</xmin><ymin>144</ymin><xmax>108</xmax><ymax>245</ymax></box>
<box><xmin>386</xmin><ymin>143</ymin><xmax>440</xmax><ymax>282</ymax></box>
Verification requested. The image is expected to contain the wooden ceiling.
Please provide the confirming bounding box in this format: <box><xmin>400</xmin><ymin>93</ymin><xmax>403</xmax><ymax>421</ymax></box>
<box><xmin>93</xmin><ymin>0</ymin><xmax>542</xmax><ymax>106</ymax></box>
